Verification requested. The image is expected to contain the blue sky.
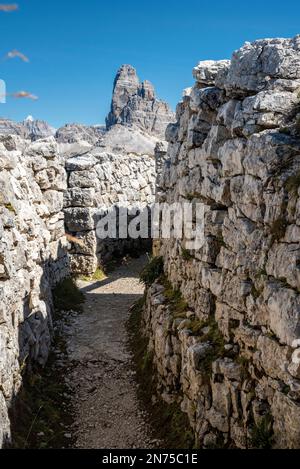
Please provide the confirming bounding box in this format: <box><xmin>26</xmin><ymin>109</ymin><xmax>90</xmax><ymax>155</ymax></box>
<box><xmin>0</xmin><ymin>0</ymin><xmax>300</xmax><ymax>128</ymax></box>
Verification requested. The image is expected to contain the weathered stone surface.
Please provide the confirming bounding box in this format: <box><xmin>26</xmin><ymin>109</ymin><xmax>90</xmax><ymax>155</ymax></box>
<box><xmin>219</xmin><ymin>36</ymin><xmax>300</xmax><ymax>96</ymax></box>
<box><xmin>0</xmin><ymin>137</ymin><xmax>69</xmax><ymax>447</ymax></box>
<box><xmin>142</xmin><ymin>35</ymin><xmax>300</xmax><ymax>448</ymax></box>
<box><xmin>193</xmin><ymin>60</ymin><xmax>230</xmax><ymax>86</ymax></box>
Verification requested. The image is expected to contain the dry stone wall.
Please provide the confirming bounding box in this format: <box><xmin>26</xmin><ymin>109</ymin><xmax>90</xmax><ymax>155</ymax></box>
<box><xmin>64</xmin><ymin>149</ymin><xmax>156</xmax><ymax>274</ymax></box>
<box><xmin>0</xmin><ymin>135</ymin><xmax>69</xmax><ymax>446</ymax></box>
<box><xmin>0</xmin><ymin>63</ymin><xmax>173</xmax><ymax>446</ymax></box>
<box><xmin>143</xmin><ymin>36</ymin><xmax>300</xmax><ymax>448</ymax></box>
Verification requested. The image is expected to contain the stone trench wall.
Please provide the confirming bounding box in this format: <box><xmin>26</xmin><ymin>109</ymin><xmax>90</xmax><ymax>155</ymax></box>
<box><xmin>142</xmin><ymin>36</ymin><xmax>300</xmax><ymax>448</ymax></box>
<box><xmin>0</xmin><ymin>129</ymin><xmax>158</xmax><ymax>445</ymax></box>
<box><xmin>64</xmin><ymin>149</ymin><xmax>156</xmax><ymax>274</ymax></box>
<box><xmin>0</xmin><ymin>135</ymin><xmax>69</xmax><ymax>446</ymax></box>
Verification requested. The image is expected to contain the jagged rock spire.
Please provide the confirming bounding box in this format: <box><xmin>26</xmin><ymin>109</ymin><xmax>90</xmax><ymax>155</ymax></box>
<box><xmin>106</xmin><ymin>64</ymin><xmax>175</xmax><ymax>139</ymax></box>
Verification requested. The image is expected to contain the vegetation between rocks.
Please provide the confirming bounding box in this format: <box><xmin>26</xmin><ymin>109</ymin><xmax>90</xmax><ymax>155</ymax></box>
<box><xmin>181</xmin><ymin>247</ymin><xmax>194</xmax><ymax>261</ymax></box>
<box><xmin>285</xmin><ymin>170</ymin><xmax>300</xmax><ymax>196</ymax></box>
<box><xmin>9</xmin><ymin>278</ymin><xmax>85</xmax><ymax>448</ymax></box>
<box><xmin>270</xmin><ymin>217</ymin><xmax>288</xmax><ymax>242</ymax></box>
<box><xmin>4</xmin><ymin>202</ymin><xmax>16</xmax><ymax>214</ymax></box>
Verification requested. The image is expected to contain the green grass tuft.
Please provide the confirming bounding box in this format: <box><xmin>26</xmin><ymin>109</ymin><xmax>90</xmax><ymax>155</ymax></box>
<box><xmin>4</xmin><ymin>202</ymin><xmax>16</xmax><ymax>214</ymax></box>
<box><xmin>236</xmin><ymin>356</ymin><xmax>251</xmax><ymax>380</ymax></box>
<box><xmin>279</xmin><ymin>127</ymin><xmax>291</xmax><ymax>135</ymax></box>
<box><xmin>197</xmin><ymin>318</ymin><xmax>226</xmax><ymax>376</ymax></box>
<box><xmin>140</xmin><ymin>256</ymin><xmax>164</xmax><ymax>287</ymax></box>
<box><xmin>161</xmin><ymin>278</ymin><xmax>189</xmax><ymax>316</ymax></box>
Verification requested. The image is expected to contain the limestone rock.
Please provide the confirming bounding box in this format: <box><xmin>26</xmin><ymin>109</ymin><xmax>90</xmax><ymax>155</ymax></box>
<box><xmin>22</xmin><ymin>115</ymin><xmax>56</xmax><ymax>141</ymax></box>
<box><xmin>193</xmin><ymin>60</ymin><xmax>230</xmax><ymax>86</ymax></box>
<box><xmin>142</xmin><ymin>34</ymin><xmax>300</xmax><ymax>449</ymax></box>
<box><xmin>219</xmin><ymin>36</ymin><xmax>300</xmax><ymax>96</ymax></box>
<box><xmin>0</xmin><ymin>137</ymin><xmax>69</xmax><ymax>446</ymax></box>
<box><xmin>106</xmin><ymin>64</ymin><xmax>175</xmax><ymax>139</ymax></box>
<box><xmin>0</xmin><ymin>116</ymin><xmax>55</xmax><ymax>141</ymax></box>
<box><xmin>55</xmin><ymin>123</ymin><xmax>105</xmax><ymax>145</ymax></box>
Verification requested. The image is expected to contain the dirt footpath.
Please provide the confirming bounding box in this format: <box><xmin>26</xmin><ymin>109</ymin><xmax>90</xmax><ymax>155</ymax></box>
<box><xmin>66</xmin><ymin>256</ymin><xmax>158</xmax><ymax>449</ymax></box>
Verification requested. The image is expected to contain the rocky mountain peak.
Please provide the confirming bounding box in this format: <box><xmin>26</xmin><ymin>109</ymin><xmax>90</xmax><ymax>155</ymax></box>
<box><xmin>22</xmin><ymin>117</ymin><xmax>56</xmax><ymax>141</ymax></box>
<box><xmin>106</xmin><ymin>64</ymin><xmax>175</xmax><ymax>139</ymax></box>
<box><xmin>114</xmin><ymin>64</ymin><xmax>140</xmax><ymax>88</ymax></box>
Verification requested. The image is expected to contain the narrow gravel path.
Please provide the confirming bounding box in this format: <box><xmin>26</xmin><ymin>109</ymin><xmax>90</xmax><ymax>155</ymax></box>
<box><xmin>66</xmin><ymin>256</ymin><xmax>157</xmax><ymax>449</ymax></box>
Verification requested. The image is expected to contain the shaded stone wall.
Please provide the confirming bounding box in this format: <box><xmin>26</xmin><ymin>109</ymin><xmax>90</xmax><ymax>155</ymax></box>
<box><xmin>0</xmin><ymin>136</ymin><xmax>69</xmax><ymax>446</ymax></box>
<box><xmin>0</xmin><ymin>133</ymin><xmax>158</xmax><ymax>445</ymax></box>
<box><xmin>142</xmin><ymin>36</ymin><xmax>300</xmax><ymax>448</ymax></box>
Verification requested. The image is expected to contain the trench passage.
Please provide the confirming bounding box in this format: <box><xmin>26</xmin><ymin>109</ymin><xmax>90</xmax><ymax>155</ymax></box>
<box><xmin>65</xmin><ymin>256</ymin><xmax>156</xmax><ymax>449</ymax></box>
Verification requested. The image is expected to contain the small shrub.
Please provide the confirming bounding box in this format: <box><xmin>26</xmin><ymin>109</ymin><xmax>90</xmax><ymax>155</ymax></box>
<box><xmin>255</xmin><ymin>268</ymin><xmax>267</xmax><ymax>278</ymax></box>
<box><xmin>140</xmin><ymin>256</ymin><xmax>164</xmax><ymax>286</ymax></box>
<box><xmin>185</xmin><ymin>191</ymin><xmax>202</xmax><ymax>201</ymax></box>
<box><xmin>250</xmin><ymin>414</ymin><xmax>274</xmax><ymax>449</ymax></box>
<box><xmin>236</xmin><ymin>356</ymin><xmax>251</xmax><ymax>380</ymax></box>
<box><xmin>215</xmin><ymin>235</ymin><xmax>227</xmax><ymax>248</ymax></box>
<box><xmin>53</xmin><ymin>278</ymin><xmax>84</xmax><ymax>313</ymax></box>
<box><xmin>282</xmin><ymin>384</ymin><xmax>290</xmax><ymax>395</ymax></box>
<box><xmin>296</xmin><ymin>115</ymin><xmax>300</xmax><ymax>134</ymax></box>
<box><xmin>189</xmin><ymin>319</ymin><xmax>206</xmax><ymax>335</ymax></box>
<box><xmin>141</xmin><ymin>350</ymin><xmax>154</xmax><ymax>372</ymax></box>
<box><xmin>251</xmin><ymin>284</ymin><xmax>263</xmax><ymax>299</ymax></box>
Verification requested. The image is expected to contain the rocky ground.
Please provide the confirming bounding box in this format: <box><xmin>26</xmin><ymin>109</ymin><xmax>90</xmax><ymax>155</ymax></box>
<box><xmin>64</xmin><ymin>256</ymin><xmax>159</xmax><ymax>449</ymax></box>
